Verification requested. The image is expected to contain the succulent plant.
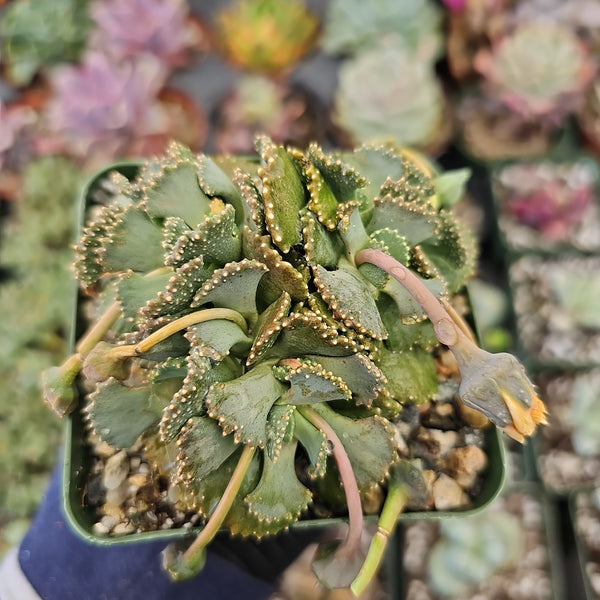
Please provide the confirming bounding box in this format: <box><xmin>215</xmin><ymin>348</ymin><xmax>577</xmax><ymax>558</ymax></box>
<box><xmin>333</xmin><ymin>39</ymin><xmax>449</xmax><ymax>152</ymax></box>
<box><xmin>321</xmin><ymin>0</ymin><xmax>443</xmax><ymax>59</ymax></box>
<box><xmin>214</xmin><ymin>74</ymin><xmax>330</xmax><ymax>154</ymax></box>
<box><xmin>426</xmin><ymin>510</ymin><xmax>524</xmax><ymax>597</ymax></box>
<box><xmin>214</xmin><ymin>0</ymin><xmax>319</xmax><ymax>76</ymax></box>
<box><xmin>0</xmin><ymin>0</ymin><xmax>92</xmax><ymax>86</ymax></box>
<box><xmin>569</xmin><ymin>371</ymin><xmax>600</xmax><ymax>457</ymax></box>
<box><xmin>473</xmin><ymin>22</ymin><xmax>596</xmax><ymax>126</ymax></box>
<box><xmin>42</xmin><ymin>51</ymin><xmax>168</xmax><ymax>161</ymax></box>
<box><xmin>43</xmin><ymin>137</ymin><xmax>544</xmax><ymax>591</ymax></box>
<box><xmin>89</xmin><ymin>0</ymin><xmax>205</xmax><ymax>67</ymax></box>
<box><xmin>495</xmin><ymin>160</ymin><xmax>598</xmax><ymax>244</ymax></box>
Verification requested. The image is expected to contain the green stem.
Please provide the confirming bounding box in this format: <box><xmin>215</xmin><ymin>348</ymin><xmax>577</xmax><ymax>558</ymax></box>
<box><xmin>75</xmin><ymin>301</ymin><xmax>122</xmax><ymax>357</ymax></box>
<box><xmin>181</xmin><ymin>445</ymin><xmax>256</xmax><ymax>568</ymax></box>
<box><xmin>350</xmin><ymin>481</ymin><xmax>409</xmax><ymax>598</ymax></box>
<box><xmin>299</xmin><ymin>405</ymin><xmax>364</xmax><ymax>562</ymax></box>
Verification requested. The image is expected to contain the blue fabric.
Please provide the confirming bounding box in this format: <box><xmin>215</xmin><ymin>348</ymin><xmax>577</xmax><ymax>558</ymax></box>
<box><xmin>16</xmin><ymin>467</ymin><xmax>277</xmax><ymax>600</ymax></box>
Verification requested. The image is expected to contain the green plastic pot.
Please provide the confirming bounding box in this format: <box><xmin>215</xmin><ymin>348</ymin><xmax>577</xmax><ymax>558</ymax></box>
<box><xmin>61</xmin><ymin>161</ymin><xmax>507</xmax><ymax>595</ymax></box>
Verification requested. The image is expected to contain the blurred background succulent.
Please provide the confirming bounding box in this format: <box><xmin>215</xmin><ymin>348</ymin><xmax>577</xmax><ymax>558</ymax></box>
<box><xmin>213</xmin><ymin>74</ymin><xmax>331</xmax><ymax>154</ymax></box>
<box><xmin>333</xmin><ymin>38</ymin><xmax>450</xmax><ymax>153</ymax></box>
<box><xmin>40</xmin><ymin>52</ymin><xmax>171</xmax><ymax>163</ymax></box>
<box><xmin>321</xmin><ymin>0</ymin><xmax>443</xmax><ymax>59</ymax></box>
<box><xmin>426</xmin><ymin>511</ymin><xmax>524</xmax><ymax>597</ymax></box>
<box><xmin>568</xmin><ymin>370</ymin><xmax>600</xmax><ymax>458</ymax></box>
<box><xmin>0</xmin><ymin>0</ymin><xmax>93</xmax><ymax>86</ymax></box>
<box><xmin>89</xmin><ymin>0</ymin><xmax>207</xmax><ymax>68</ymax></box>
<box><xmin>494</xmin><ymin>159</ymin><xmax>600</xmax><ymax>249</ymax></box>
<box><xmin>213</xmin><ymin>0</ymin><xmax>319</xmax><ymax>77</ymax></box>
<box><xmin>473</xmin><ymin>22</ymin><xmax>596</xmax><ymax>127</ymax></box>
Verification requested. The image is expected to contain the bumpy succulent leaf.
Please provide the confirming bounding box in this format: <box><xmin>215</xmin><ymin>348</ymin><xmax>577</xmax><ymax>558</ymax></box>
<box><xmin>99</xmin><ymin>205</ymin><xmax>165</xmax><ymax>275</ymax></box>
<box><xmin>138</xmin><ymin>143</ymin><xmax>212</xmax><ymax>226</ymax></box>
<box><xmin>310</xmin><ymin>403</ymin><xmax>398</xmax><ymax>492</ymax></box>
<box><xmin>164</xmin><ymin>203</ymin><xmax>242</xmax><ymax>268</ymax></box>
<box><xmin>274</xmin><ymin>359</ymin><xmax>352</xmax><ymax>405</ymax></box>
<box><xmin>256</xmin><ymin>135</ymin><xmax>306</xmax><ymax>253</ymax></box>
<box><xmin>416</xmin><ymin>211</ymin><xmax>478</xmax><ymax>294</ymax></box>
<box><xmin>378</xmin><ymin>346</ymin><xmax>438</xmax><ymax>405</ymax></box>
<box><xmin>243</xmin><ymin>228</ymin><xmax>308</xmax><ymax>303</ymax></box>
<box><xmin>293</xmin><ymin>411</ymin><xmax>329</xmax><ymax>479</ymax></box>
<box><xmin>305</xmin><ymin>354</ymin><xmax>387</xmax><ymax>408</ymax></box>
<box><xmin>233</xmin><ymin>168</ymin><xmax>264</xmax><ymax>230</ymax></box>
<box><xmin>240</xmin><ymin>441</ymin><xmax>312</xmax><ymax>536</ymax></box>
<box><xmin>140</xmin><ymin>257</ymin><xmax>214</xmax><ymax>319</ymax></box>
<box><xmin>313</xmin><ymin>263</ymin><xmax>386</xmax><ymax>340</ymax></box>
<box><xmin>265</xmin><ymin>404</ymin><xmax>296</xmax><ymax>462</ymax></box>
<box><xmin>86</xmin><ymin>378</ymin><xmax>173</xmax><ymax>449</ymax></box>
<box><xmin>185</xmin><ymin>319</ymin><xmax>252</xmax><ymax>361</ymax></box>
<box><xmin>246</xmin><ymin>291</ymin><xmax>291</xmax><ymax>366</ymax></box>
<box><xmin>204</xmin><ymin>361</ymin><xmax>286</xmax><ymax>447</ymax></box>
<box><xmin>116</xmin><ymin>269</ymin><xmax>173</xmax><ymax>321</ymax></box>
<box><xmin>301</xmin><ymin>210</ymin><xmax>344</xmax><ymax>269</ymax></box>
<box><xmin>160</xmin><ymin>353</ymin><xmax>242</xmax><ymax>442</ymax></box>
<box><xmin>191</xmin><ymin>259</ymin><xmax>268</xmax><ymax>320</ymax></box>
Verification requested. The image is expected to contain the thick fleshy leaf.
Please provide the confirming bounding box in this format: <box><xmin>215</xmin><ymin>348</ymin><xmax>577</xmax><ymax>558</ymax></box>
<box><xmin>306</xmin><ymin>161</ymin><xmax>341</xmax><ymax>230</ymax></box>
<box><xmin>304</xmin><ymin>354</ymin><xmax>386</xmax><ymax>408</ymax></box>
<box><xmin>310</xmin><ymin>403</ymin><xmax>398</xmax><ymax>492</ymax></box>
<box><xmin>176</xmin><ymin>416</ymin><xmax>239</xmax><ymax>486</ymax></box>
<box><xmin>138</xmin><ymin>143</ymin><xmax>212</xmax><ymax>226</ymax></box>
<box><xmin>313</xmin><ymin>263</ymin><xmax>386</xmax><ymax>340</ymax></box>
<box><xmin>274</xmin><ymin>359</ymin><xmax>351</xmax><ymax>405</ymax></box>
<box><xmin>204</xmin><ymin>361</ymin><xmax>286</xmax><ymax>447</ymax></box>
<box><xmin>186</xmin><ymin>319</ymin><xmax>252</xmax><ymax>361</ymax></box>
<box><xmin>164</xmin><ymin>203</ymin><xmax>242</xmax><ymax>268</ymax></box>
<box><xmin>116</xmin><ymin>269</ymin><xmax>173</xmax><ymax>321</ymax></box>
<box><xmin>382</xmin><ymin>272</ymin><xmax>446</xmax><ymax>321</ymax></box>
<box><xmin>243</xmin><ymin>228</ymin><xmax>308</xmax><ymax>303</ymax></box>
<box><xmin>416</xmin><ymin>211</ymin><xmax>477</xmax><ymax>294</ymax></box>
<box><xmin>160</xmin><ymin>352</ymin><xmax>242</xmax><ymax>442</ymax></box>
<box><xmin>302</xmin><ymin>210</ymin><xmax>343</xmax><ymax>269</ymax></box>
<box><xmin>293</xmin><ymin>411</ymin><xmax>328</xmax><ymax>479</ymax></box>
<box><xmin>256</xmin><ymin>135</ymin><xmax>306</xmax><ymax>253</ymax></box>
<box><xmin>246</xmin><ymin>291</ymin><xmax>291</xmax><ymax>366</ymax></box>
<box><xmin>86</xmin><ymin>378</ymin><xmax>173</xmax><ymax>449</ymax></box>
<box><xmin>191</xmin><ymin>259</ymin><xmax>267</xmax><ymax>320</ymax></box>
<box><xmin>265</xmin><ymin>404</ymin><xmax>296</xmax><ymax>462</ymax></box>
<box><xmin>100</xmin><ymin>205</ymin><xmax>165</xmax><ymax>274</ymax></box>
<box><xmin>242</xmin><ymin>441</ymin><xmax>312</xmax><ymax>535</ymax></box>
<box><xmin>141</xmin><ymin>257</ymin><xmax>214</xmax><ymax>319</ymax></box>
<box><xmin>378</xmin><ymin>346</ymin><xmax>439</xmax><ymax>406</ymax></box>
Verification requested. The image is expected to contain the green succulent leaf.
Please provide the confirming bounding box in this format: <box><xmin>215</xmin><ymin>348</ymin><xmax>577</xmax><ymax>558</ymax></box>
<box><xmin>191</xmin><ymin>259</ymin><xmax>268</xmax><ymax>320</ymax></box>
<box><xmin>378</xmin><ymin>346</ymin><xmax>438</xmax><ymax>405</ymax></box>
<box><xmin>256</xmin><ymin>135</ymin><xmax>306</xmax><ymax>253</ymax></box>
<box><xmin>302</xmin><ymin>210</ymin><xmax>343</xmax><ymax>269</ymax></box>
<box><xmin>309</xmin><ymin>403</ymin><xmax>398</xmax><ymax>492</ymax></box>
<box><xmin>116</xmin><ymin>270</ymin><xmax>173</xmax><ymax>321</ymax></box>
<box><xmin>86</xmin><ymin>378</ymin><xmax>172</xmax><ymax>449</ymax></box>
<box><xmin>265</xmin><ymin>404</ymin><xmax>296</xmax><ymax>462</ymax></box>
<box><xmin>139</xmin><ymin>143</ymin><xmax>212</xmax><ymax>226</ymax></box>
<box><xmin>305</xmin><ymin>354</ymin><xmax>386</xmax><ymax>408</ymax></box>
<box><xmin>186</xmin><ymin>319</ymin><xmax>252</xmax><ymax>361</ymax></box>
<box><xmin>243</xmin><ymin>441</ymin><xmax>312</xmax><ymax>534</ymax></box>
<box><xmin>246</xmin><ymin>291</ymin><xmax>291</xmax><ymax>366</ymax></box>
<box><xmin>274</xmin><ymin>359</ymin><xmax>352</xmax><ymax>405</ymax></box>
<box><xmin>204</xmin><ymin>361</ymin><xmax>287</xmax><ymax>447</ymax></box>
<box><xmin>100</xmin><ymin>205</ymin><xmax>165</xmax><ymax>275</ymax></box>
<box><xmin>313</xmin><ymin>263</ymin><xmax>386</xmax><ymax>341</ymax></box>
<box><xmin>160</xmin><ymin>353</ymin><xmax>242</xmax><ymax>442</ymax></box>
<box><xmin>293</xmin><ymin>411</ymin><xmax>329</xmax><ymax>479</ymax></box>
<box><xmin>164</xmin><ymin>204</ymin><xmax>242</xmax><ymax>268</ymax></box>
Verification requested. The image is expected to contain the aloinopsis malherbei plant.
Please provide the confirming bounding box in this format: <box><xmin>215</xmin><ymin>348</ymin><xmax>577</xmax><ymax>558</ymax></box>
<box><xmin>42</xmin><ymin>136</ymin><xmax>546</xmax><ymax>593</ymax></box>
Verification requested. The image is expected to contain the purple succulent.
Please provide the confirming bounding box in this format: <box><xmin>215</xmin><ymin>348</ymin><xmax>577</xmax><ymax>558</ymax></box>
<box><xmin>89</xmin><ymin>0</ymin><xmax>199</xmax><ymax>67</ymax></box>
<box><xmin>45</xmin><ymin>51</ymin><xmax>168</xmax><ymax>159</ymax></box>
